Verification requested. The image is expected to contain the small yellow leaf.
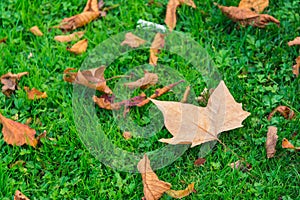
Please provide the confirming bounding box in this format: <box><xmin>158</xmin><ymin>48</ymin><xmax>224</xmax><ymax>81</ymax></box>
<box><xmin>67</xmin><ymin>39</ymin><xmax>88</xmax><ymax>54</ymax></box>
<box><xmin>165</xmin><ymin>183</ymin><xmax>195</xmax><ymax>199</ymax></box>
<box><xmin>29</xmin><ymin>26</ymin><xmax>43</xmax><ymax>36</ymax></box>
<box><xmin>54</xmin><ymin>31</ymin><xmax>85</xmax><ymax>42</ymax></box>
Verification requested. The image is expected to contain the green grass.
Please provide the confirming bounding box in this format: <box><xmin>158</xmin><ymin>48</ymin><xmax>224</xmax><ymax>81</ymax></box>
<box><xmin>0</xmin><ymin>0</ymin><xmax>299</xmax><ymax>199</ymax></box>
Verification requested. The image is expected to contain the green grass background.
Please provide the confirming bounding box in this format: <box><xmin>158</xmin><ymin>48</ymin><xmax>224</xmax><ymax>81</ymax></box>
<box><xmin>0</xmin><ymin>0</ymin><xmax>299</xmax><ymax>199</ymax></box>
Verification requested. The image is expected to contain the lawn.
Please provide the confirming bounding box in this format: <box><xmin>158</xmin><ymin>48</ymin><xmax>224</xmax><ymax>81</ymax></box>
<box><xmin>0</xmin><ymin>0</ymin><xmax>299</xmax><ymax>199</ymax></box>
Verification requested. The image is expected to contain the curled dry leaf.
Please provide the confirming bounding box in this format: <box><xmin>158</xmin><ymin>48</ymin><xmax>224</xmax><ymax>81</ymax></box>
<box><xmin>137</xmin><ymin>154</ymin><xmax>171</xmax><ymax>200</ymax></box>
<box><xmin>180</xmin><ymin>85</ymin><xmax>190</xmax><ymax>103</ymax></box>
<box><xmin>67</xmin><ymin>39</ymin><xmax>88</xmax><ymax>54</ymax></box>
<box><xmin>229</xmin><ymin>160</ymin><xmax>252</xmax><ymax>172</ymax></box>
<box><xmin>194</xmin><ymin>157</ymin><xmax>206</xmax><ymax>166</ymax></box>
<box><xmin>266</xmin><ymin>126</ymin><xmax>278</xmax><ymax>158</ymax></box>
<box><xmin>1</xmin><ymin>72</ymin><xmax>28</xmax><ymax>97</ymax></box>
<box><xmin>238</xmin><ymin>0</ymin><xmax>269</xmax><ymax>13</ymax></box>
<box><xmin>0</xmin><ymin>113</ymin><xmax>38</xmax><ymax>147</ymax></box>
<box><xmin>54</xmin><ymin>31</ymin><xmax>85</xmax><ymax>42</ymax></box>
<box><xmin>24</xmin><ymin>87</ymin><xmax>47</xmax><ymax>100</ymax></box>
<box><xmin>267</xmin><ymin>105</ymin><xmax>295</xmax><ymax>120</ymax></box>
<box><xmin>149</xmin><ymin>33</ymin><xmax>165</xmax><ymax>66</ymax></box>
<box><xmin>83</xmin><ymin>0</ymin><xmax>99</xmax><ymax>12</ymax></box>
<box><xmin>282</xmin><ymin>138</ymin><xmax>300</xmax><ymax>150</ymax></box>
<box><xmin>288</xmin><ymin>37</ymin><xmax>300</xmax><ymax>46</ymax></box>
<box><xmin>121</xmin><ymin>32</ymin><xmax>146</xmax><ymax>48</ymax></box>
<box><xmin>137</xmin><ymin>80</ymin><xmax>184</xmax><ymax>107</ymax></box>
<box><xmin>93</xmin><ymin>95</ymin><xmax>120</xmax><ymax>110</ymax></box>
<box><xmin>165</xmin><ymin>0</ymin><xmax>196</xmax><ymax>31</ymax></box>
<box><xmin>29</xmin><ymin>26</ymin><xmax>43</xmax><ymax>36</ymax></box>
<box><xmin>14</xmin><ymin>190</ymin><xmax>30</xmax><ymax>200</ymax></box>
<box><xmin>124</xmin><ymin>71</ymin><xmax>158</xmax><ymax>89</ymax></box>
<box><xmin>123</xmin><ymin>131</ymin><xmax>132</xmax><ymax>140</ymax></box>
<box><xmin>165</xmin><ymin>183</ymin><xmax>195</xmax><ymax>199</ymax></box>
<box><xmin>292</xmin><ymin>56</ymin><xmax>300</xmax><ymax>77</ymax></box>
<box><xmin>64</xmin><ymin>66</ymin><xmax>112</xmax><ymax>94</ymax></box>
<box><xmin>58</xmin><ymin>11</ymin><xmax>99</xmax><ymax>31</ymax></box>
<box><xmin>0</xmin><ymin>37</ymin><xmax>7</xmax><ymax>44</ymax></box>
<box><xmin>151</xmin><ymin>80</ymin><xmax>250</xmax><ymax>147</ymax></box>
<box><xmin>217</xmin><ymin>4</ymin><xmax>280</xmax><ymax>28</ymax></box>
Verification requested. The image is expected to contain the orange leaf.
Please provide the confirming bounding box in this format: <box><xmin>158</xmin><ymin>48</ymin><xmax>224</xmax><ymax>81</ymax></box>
<box><xmin>54</xmin><ymin>31</ymin><xmax>85</xmax><ymax>42</ymax></box>
<box><xmin>0</xmin><ymin>113</ymin><xmax>38</xmax><ymax>147</ymax></box>
<box><xmin>63</xmin><ymin>66</ymin><xmax>112</xmax><ymax>94</ymax></box>
<box><xmin>151</xmin><ymin>81</ymin><xmax>250</xmax><ymax>147</ymax></box>
<box><xmin>165</xmin><ymin>183</ymin><xmax>195</xmax><ymax>199</ymax></box>
<box><xmin>83</xmin><ymin>0</ymin><xmax>99</xmax><ymax>12</ymax></box>
<box><xmin>93</xmin><ymin>95</ymin><xmax>120</xmax><ymax>110</ymax></box>
<box><xmin>292</xmin><ymin>56</ymin><xmax>300</xmax><ymax>77</ymax></box>
<box><xmin>124</xmin><ymin>71</ymin><xmax>158</xmax><ymax>89</ymax></box>
<box><xmin>58</xmin><ymin>11</ymin><xmax>99</xmax><ymax>31</ymax></box>
<box><xmin>288</xmin><ymin>37</ymin><xmax>300</xmax><ymax>46</ymax></box>
<box><xmin>238</xmin><ymin>0</ymin><xmax>269</xmax><ymax>13</ymax></box>
<box><xmin>282</xmin><ymin>138</ymin><xmax>300</xmax><ymax>150</ymax></box>
<box><xmin>149</xmin><ymin>33</ymin><xmax>165</xmax><ymax>66</ymax></box>
<box><xmin>24</xmin><ymin>87</ymin><xmax>47</xmax><ymax>100</ymax></box>
<box><xmin>267</xmin><ymin>105</ymin><xmax>295</xmax><ymax>120</ymax></box>
<box><xmin>29</xmin><ymin>26</ymin><xmax>43</xmax><ymax>36</ymax></box>
<box><xmin>1</xmin><ymin>72</ymin><xmax>28</xmax><ymax>97</ymax></box>
<box><xmin>14</xmin><ymin>190</ymin><xmax>30</xmax><ymax>200</ymax></box>
<box><xmin>217</xmin><ymin>4</ymin><xmax>279</xmax><ymax>28</ymax></box>
<box><xmin>266</xmin><ymin>126</ymin><xmax>278</xmax><ymax>158</ymax></box>
<box><xmin>137</xmin><ymin>155</ymin><xmax>171</xmax><ymax>200</ymax></box>
<box><xmin>67</xmin><ymin>39</ymin><xmax>88</xmax><ymax>54</ymax></box>
<box><xmin>121</xmin><ymin>32</ymin><xmax>146</xmax><ymax>48</ymax></box>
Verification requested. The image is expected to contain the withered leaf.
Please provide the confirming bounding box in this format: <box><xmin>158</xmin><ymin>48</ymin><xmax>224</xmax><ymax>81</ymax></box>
<box><xmin>123</xmin><ymin>131</ymin><xmax>132</xmax><ymax>140</ymax></box>
<box><xmin>93</xmin><ymin>95</ymin><xmax>120</xmax><ymax>110</ymax></box>
<box><xmin>151</xmin><ymin>80</ymin><xmax>250</xmax><ymax>147</ymax></box>
<box><xmin>194</xmin><ymin>157</ymin><xmax>206</xmax><ymax>166</ymax></box>
<box><xmin>288</xmin><ymin>37</ymin><xmax>300</xmax><ymax>46</ymax></box>
<box><xmin>165</xmin><ymin>183</ymin><xmax>195</xmax><ymax>199</ymax></box>
<box><xmin>266</xmin><ymin>126</ymin><xmax>278</xmax><ymax>158</ymax></box>
<box><xmin>124</xmin><ymin>71</ymin><xmax>158</xmax><ymax>89</ymax></box>
<box><xmin>121</xmin><ymin>32</ymin><xmax>146</xmax><ymax>48</ymax></box>
<box><xmin>0</xmin><ymin>113</ymin><xmax>38</xmax><ymax>147</ymax></box>
<box><xmin>14</xmin><ymin>190</ymin><xmax>30</xmax><ymax>200</ymax></box>
<box><xmin>217</xmin><ymin>4</ymin><xmax>280</xmax><ymax>28</ymax></box>
<box><xmin>229</xmin><ymin>160</ymin><xmax>252</xmax><ymax>172</ymax></box>
<box><xmin>149</xmin><ymin>33</ymin><xmax>165</xmax><ymax>66</ymax></box>
<box><xmin>292</xmin><ymin>56</ymin><xmax>300</xmax><ymax>77</ymax></box>
<box><xmin>180</xmin><ymin>85</ymin><xmax>190</xmax><ymax>103</ymax></box>
<box><xmin>54</xmin><ymin>31</ymin><xmax>85</xmax><ymax>42</ymax></box>
<box><xmin>238</xmin><ymin>0</ymin><xmax>269</xmax><ymax>13</ymax></box>
<box><xmin>267</xmin><ymin>105</ymin><xmax>295</xmax><ymax>120</ymax></box>
<box><xmin>137</xmin><ymin>80</ymin><xmax>184</xmax><ymax>107</ymax></box>
<box><xmin>67</xmin><ymin>39</ymin><xmax>88</xmax><ymax>54</ymax></box>
<box><xmin>83</xmin><ymin>0</ymin><xmax>99</xmax><ymax>12</ymax></box>
<box><xmin>1</xmin><ymin>72</ymin><xmax>28</xmax><ymax>97</ymax></box>
<box><xmin>137</xmin><ymin>155</ymin><xmax>171</xmax><ymax>200</ymax></box>
<box><xmin>282</xmin><ymin>138</ymin><xmax>300</xmax><ymax>150</ymax></box>
<box><xmin>64</xmin><ymin>66</ymin><xmax>112</xmax><ymax>94</ymax></box>
<box><xmin>29</xmin><ymin>26</ymin><xmax>43</xmax><ymax>36</ymax></box>
<box><xmin>165</xmin><ymin>0</ymin><xmax>196</xmax><ymax>31</ymax></box>
<box><xmin>58</xmin><ymin>11</ymin><xmax>100</xmax><ymax>31</ymax></box>
<box><xmin>0</xmin><ymin>37</ymin><xmax>7</xmax><ymax>44</ymax></box>
<box><xmin>24</xmin><ymin>87</ymin><xmax>47</xmax><ymax>100</ymax></box>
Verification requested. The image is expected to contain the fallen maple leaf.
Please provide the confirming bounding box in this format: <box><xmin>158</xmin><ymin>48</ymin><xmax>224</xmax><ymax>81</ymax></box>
<box><xmin>292</xmin><ymin>56</ymin><xmax>300</xmax><ymax>77</ymax></box>
<box><xmin>64</xmin><ymin>66</ymin><xmax>112</xmax><ymax>94</ymax></box>
<box><xmin>180</xmin><ymin>85</ymin><xmax>190</xmax><ymax>103</ymax></box>
<box><xmin>67</xmin><ymin>39</ymin><xmax>88</xmax><ymax>54</ymax></box>
<box><xmin>194</xmin><ymin>157</ymin><xmax>206</xmax><ymax>166</ymax></box>
<box><xmin>217</xmin><ymin>4</ymin><xmax>280</xmax><ymax>28</ymax></box>
<box><xmin>288</xmin><ymin>37</ymin><xmax>300</xmax><ymax>46</ymax></box>
<box><xmin>238</xmin><ymin>0</ymin><xmax>269</xmax><ymax>13</ymax></box>
<box><xmin>121</xmin><ymin>32</ymin><xmax>146</xmax><ymax>48</ymax></box>
<box><xmin>0</xmin><ymin>37</ymin><xmax>7</xmax><ymax>44</ymax></box>
<box><xmin>124</xmin><ymin>71</ymin><xmax>158</xmax><ymax>89</ymax></box>
<box><xmin>1</xmin><ymin>72</ymin><xmax>28</xmax><ymax>97</ymax></box>
<box><xmin>54</xmin><ymin>31</ymin><xmax>85</xmax><ymax>42</ymax></box>
<box><xmin>14</xmin><ymin>190</ymin><xmax>30</xmax><ymax>200</ymax></box>
<box><xmin>0</xmin><ymin>113</ymin><xmax>38</xmax><ymax>147</ymax></box>
<box><xmin>282</xmin><ymin>138</ymin><xmax>300</xmax><ymax>150</ymax></box>
<box><xmin>165</xmin><ymin>0</ymin><xmax>196</xmax><ymax>31</ymax></box>
<box><xmin>165</xmin><ymin>183</ymin><xmax>195</xmax><ymax>199</ymax></box>
<box><xmin>137</xmin><ymin>154</ymin><xmax>171</xmax><ymax>200</ymax></box>
<box><xmin>29</xmin><ymin>26</ymin><xmax>43</xmax><ymax>36</ymax></box>
<box><xmin>151</xmin><ymin>80</ymin><xmax>250</xmax><ymax>147</ymax></box>
<box><xmin>24</xmin><ymin>87</ymin><xmax>47</xmax><ymax>100</ymax></box>
<box><xmin>137</xmin><ymin>80</ymin><xmax>184</xmax><ymax>107</ymax></box>
<box><xmin>266</xmin><ymin>126</ymin><xmax>278</xmax><ymax>158</ymax></box>
<box><xmin>149</xmin><ymin>33</ymin><xmax>165</xmax><ymax>66</ymax></box>
<box><xmin>267</xmin><ymin>105</ymin><xmax>295</xmax><ymax>120</ymax></box>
